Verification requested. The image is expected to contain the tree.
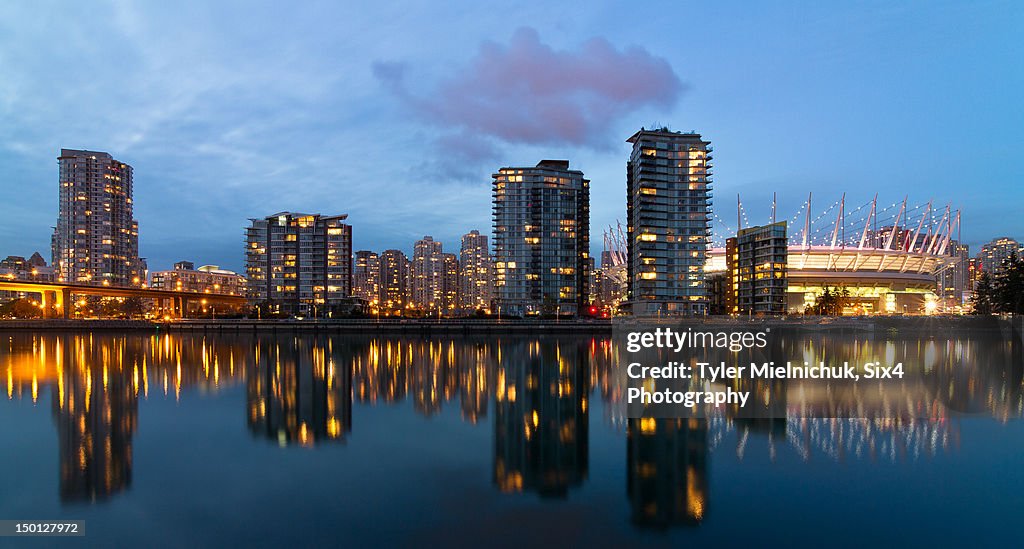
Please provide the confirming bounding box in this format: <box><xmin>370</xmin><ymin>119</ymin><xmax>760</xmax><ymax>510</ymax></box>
<box><xmin>974</xmin><ymin>253</ymin><xmax>1024</xmax><ymax>314</ymax></box>
<box><xmin>973</xmin><ymin>273</ymin><xmax>995</xmax><ymax>315</ymax></box>
<box><xmin>0</xmin><ymin>298</ymin><xmax>44</xmax><ymax>319</ymax></box>
<box><xmin>806</xmin><ymin>285</ymin><xmax>850</xmax><ymax>316</ymax></box>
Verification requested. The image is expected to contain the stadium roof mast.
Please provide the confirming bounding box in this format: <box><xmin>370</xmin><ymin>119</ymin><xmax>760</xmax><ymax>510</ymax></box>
<box><xmin>858</xmin><ymin>194</ymin><xmax>877</xmax><ymax>249</ymax></box>
<box><xmin>802</xmin><ymin>192</ymin><xmax>812</xmax><ymax>249</ymax></box>
<box><xmin>736</xmin><ymin>193</ymin><xmax>742</xmax><ymax>233</ymax></box>
<box><xmin>928</xmin><ymin>206</ymin><xmax>950</xmax><ymax>255</ymax></box>
<box><xmin>829</xmin><ymin>193</ymin><xmax>845</xmax><ymax>249</ymax></box>
<box><xmin>883</xmin><ymin>196</ymin><xmax>908</xmax><ymax>251</ymax></box>
<box><xmin>908</xmin><ymin>201</ymin><xmax>931</xmax><ymax>254</ymax></box>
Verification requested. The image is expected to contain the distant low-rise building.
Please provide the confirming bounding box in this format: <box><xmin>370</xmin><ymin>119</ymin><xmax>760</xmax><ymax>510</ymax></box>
<box><xmin>0</xmin><ymin>252</ymin><xmax>54</xmax><ymax>282</ymax></box>
<box><xmin>0</xmin><ymin>252</ymin><xmax>55</xmax><ymax>301</ymax></box>
<box><xmin>150</xmin><ymin>262</ymin><xmax>245</xmax><ymax>295</ymax></box>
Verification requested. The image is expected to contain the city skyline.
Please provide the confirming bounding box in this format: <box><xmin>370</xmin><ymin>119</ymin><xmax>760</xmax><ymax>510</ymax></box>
<box><xmin>1</xmin><ymin>2</ymin><xmax>1022</xmax><ymax>273</ymax></box>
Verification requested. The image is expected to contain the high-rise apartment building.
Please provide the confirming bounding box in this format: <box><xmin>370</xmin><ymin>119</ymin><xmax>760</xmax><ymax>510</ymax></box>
<box><xmin>626</xmin><ymin>129</ymin><xmax>712</xmax><ymax>315</ymax></box>
<box><xmin>412</xmin><ymin>236</ymin><xmax>445</xmax><ymax>311</ymax></box>
<box><xmin>977</xmin><ymin>237</ymin><xmax>1022</xmax><ymax>275</ymax></box>
<box><xmin>492</xmin><ymin>160</ymin><xmax>590</xmax><ymax>316</ymax></box>
<box><xmin>936</xmin><ymin>241</ymin><xmax>970</xmax><ymax>310</ymax></box>
<box><xmin>379</xmin><ymin>249</ymin><xmax>411</xmax><ymax>312</ymax></box>
<box><xmin>730</xmin><ymin>222</ymin><xmax>787</xmax><ymax>314</ymax></box>
<box><xmin>441</xmin><ymin>253</ymin><xmax>460</xmax><ymax>313</ymax></box>
<box><xmin>245</xmin><ymin>212</ymin><xmax>352</xmax><ymax>316</ymax></box>
<box><xmin>459</xmin><ymin>230</ymin><xmax>493</xmax><ymax>311</ymax></box>
<box><xmin>53</xmin><ymin>149</ymin><xmax>145</xmax><ymax>286</ymax></box>
<box><xmin>353</xmin><ymin>251</ymin><xmax>380</xmax><ymax>306</ymax></box>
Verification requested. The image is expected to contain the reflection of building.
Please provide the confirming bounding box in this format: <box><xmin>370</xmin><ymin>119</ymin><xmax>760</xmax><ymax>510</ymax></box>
<box><xmin>150</xmin><ymin>261</ymin><xmax>245</xmax><ymax>295</ymax></box>
<box><xmin>730</xmin><ymin>222</ymin><xmax>787</xmax><ymax>314</ymax></box>
<box><xmin>494</xmin><ymin>341</ymin><xmax>589</xmax><ymax>497</ymax></box>
<box><xmin>53</xmin><ymin>340</ymin><xmax>137</xmax><ymax>502</ymax></box>
<box><xmin>379</xmin><ymin>249</ymin><xmax>411</xmax><ymax>312</ymax></box>
<box><xmin>353</xmin><ymin>251</ymin><xmax>380</xmax><ymax>306</ymax></box>
<box><xmin>245</xmin><ymin>212</ymin><xmax>353</xmax><ymax>316</ymax></box>
<box><xmin>626</xmin><ymin>418</ymin><xmax>708</xmax><ymax>527</ymax></box>
<box><xmin>53</xmin><ymin>149</ymin><xmax>145</xmax><ymax>287</ymax></box>
<box><xmin>492</xmin><ymin>160</ymin><xmax>590</xmax><ymax>316</ymax></box>
<box><xmin>246</xmin><ymin>338</ymin><xmax>352</xmax><ymax>447</ymax></box>
<box><xmin>459</xmin><ymin>230</ymin><xmax>492</xmax><ymax>312</ymax></box>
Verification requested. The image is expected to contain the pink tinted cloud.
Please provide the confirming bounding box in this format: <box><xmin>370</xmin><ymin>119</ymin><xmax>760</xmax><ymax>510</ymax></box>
<box><xmin>374</xmin><ymin>27</ymin><xmax>684</xmax><ymax>148</ymax></box>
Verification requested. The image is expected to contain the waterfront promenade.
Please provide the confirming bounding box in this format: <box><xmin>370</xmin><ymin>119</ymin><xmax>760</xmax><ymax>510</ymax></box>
<box><xmin>0</xmin><ymin>315</ymin><xmax>1019</xmax><ymax>338</ymax></box>
<box><xmin>0</xmin><ymin>318</ymin><xmax>615</xmax><ymax>334</ymax></box>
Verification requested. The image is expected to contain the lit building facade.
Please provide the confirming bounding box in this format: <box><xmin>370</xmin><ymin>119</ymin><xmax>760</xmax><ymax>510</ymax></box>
<box><xmin>441</xmin><ymin>252</ymin><xmax>460</xmax><ymax>313</ymax></box>
<box><xmin>936</xmin><ymin>240</ymin><xmax>970</xmax><ymax>311</ymax></box>
<box><xmin>150</xmin><ymin>262</ymin><xmax>245</xmax><ymax>295</ymax></box>
<box><xmin>245</xmin><ymin>212</ymin><xmax>352</xmax><ymax>316</ymax></box>
<box><xmin>459</xmin><ymin>230</ymin><xmax>493</xmax><ymax>311</ymax></box>
<box><xmin>492</xmin><ymin>160</ymin><xmax>590</xmax><ymax>317</ymax></box>
<box><xmin>977</xmin><ymin>237</ymin><xmax>1022</xmax><ymax>275</ymax></box>
<box><xmin>0</xmin><ymin>253</ymin><xmax>54</xmax><ymax>282</ymax></box>
<box><xmin>379</xmin><ymin>249</ymin><xmax>411</xmax><ymax>312</ymax></box>
<box><xmin>732</xmin><ymin>222</ymin><xmax>788</xmax><ymax>314</ymax></box>
<box><xmin>626</xmin><ymin>129</ymin><xmax>712</xmax><ymax>316</ymax></box>
<box><xmin>412</xmin><ymin>236</ymin><xmax>444</xmax><ymax>311</ymax></box>
<box><xmin>353</xmin><ymin>251</ymin><xmax>380</xmax><ymax>306</ymax></box>
<box><xmin>53</xmin><ymin>149</ymin><xmax>145</xmax><ymax>287</ymax></box>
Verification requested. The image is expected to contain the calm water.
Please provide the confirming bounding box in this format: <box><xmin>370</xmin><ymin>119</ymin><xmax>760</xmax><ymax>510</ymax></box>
<box><xmin>1</xmin><ymin>331</ymin><xmax>1023</xmax><ymax>548</ymax></box>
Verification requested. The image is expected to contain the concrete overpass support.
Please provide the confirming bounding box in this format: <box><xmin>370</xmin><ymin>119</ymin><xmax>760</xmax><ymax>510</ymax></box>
<box><xmin>40</xmin><ymin>291</ymin><xmax>50</xmax><ymax>319</ymax></box>
<box><xmin>61</xmin><ymin>288</ymin><xmax>70</xmax><ymax>319</ymax></box>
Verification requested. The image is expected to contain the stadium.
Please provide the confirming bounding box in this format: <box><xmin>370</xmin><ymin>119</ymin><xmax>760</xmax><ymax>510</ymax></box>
<box><xmin>706</xmin><ymin>194</ymin><xmax>961</xmax><ymax>314</ymax></box>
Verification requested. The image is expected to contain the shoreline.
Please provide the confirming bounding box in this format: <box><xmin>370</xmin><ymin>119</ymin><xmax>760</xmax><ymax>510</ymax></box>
<box><xmin>0</xmin><ymin>315</ymin><xmax>1018</xmax><ymax>336</ymax></box>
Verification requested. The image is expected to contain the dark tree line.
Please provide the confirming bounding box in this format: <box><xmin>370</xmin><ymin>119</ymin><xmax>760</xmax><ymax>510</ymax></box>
<box><xmin>974</xmin><ymin>253</ymin><xmax>1024</xmax><ymax>314</ymax></box>
<box><xmin>805</xmin><ymin>286</ymin><xmax>850</xmax><ymax>316</ymax></box>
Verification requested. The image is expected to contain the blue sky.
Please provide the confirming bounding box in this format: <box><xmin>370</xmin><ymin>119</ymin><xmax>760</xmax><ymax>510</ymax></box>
<box><xmin>1</xmin><ymin>0</ymin><xmax>1021</xmax><ymax>272</ymax></box>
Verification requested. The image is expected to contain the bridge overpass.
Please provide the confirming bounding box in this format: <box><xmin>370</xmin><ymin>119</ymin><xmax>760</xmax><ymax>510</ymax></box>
<box><xmin>0</xmin><ymin>279</ymin><xmax>248</xmax><ymax>319</ymax></box>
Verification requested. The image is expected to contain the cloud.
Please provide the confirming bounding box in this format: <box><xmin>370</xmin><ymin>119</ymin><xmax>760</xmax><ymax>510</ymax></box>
<box><xmin>373</xmin><ymin>27</ymin><xmax>684</xmax><ymax>150</ymax></box>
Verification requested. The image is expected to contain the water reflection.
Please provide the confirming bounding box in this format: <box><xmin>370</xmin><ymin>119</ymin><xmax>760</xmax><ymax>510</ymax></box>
<box><xmin>52</xmin><ymin>337</ymin><xmax>137</xmax><ymax>503</ymax></box>
<box><xmin>1</xmin><ymin>329</ymin><xmax>1021</xmax><ymax>528</ymax></box>
<box><xmin>247</xmin><ymin>338</ymin><xmax>352</xmax><ymax>446</ymax></box>
<box><xmin>494</xmin><ymin>341</ymin><xmax>589</xmax><ymax>497</ymax></box>
<box><xmin>626</xmin><ymin>418</ymin><xmax>708</xmax><ymax>528</ymax></box>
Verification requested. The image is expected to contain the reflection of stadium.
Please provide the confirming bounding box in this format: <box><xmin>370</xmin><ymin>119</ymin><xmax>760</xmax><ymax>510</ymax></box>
<box><xmin>709</xmin><ymin>195</ymin><xmax>960</xmax><ymax>314</ymax></box>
